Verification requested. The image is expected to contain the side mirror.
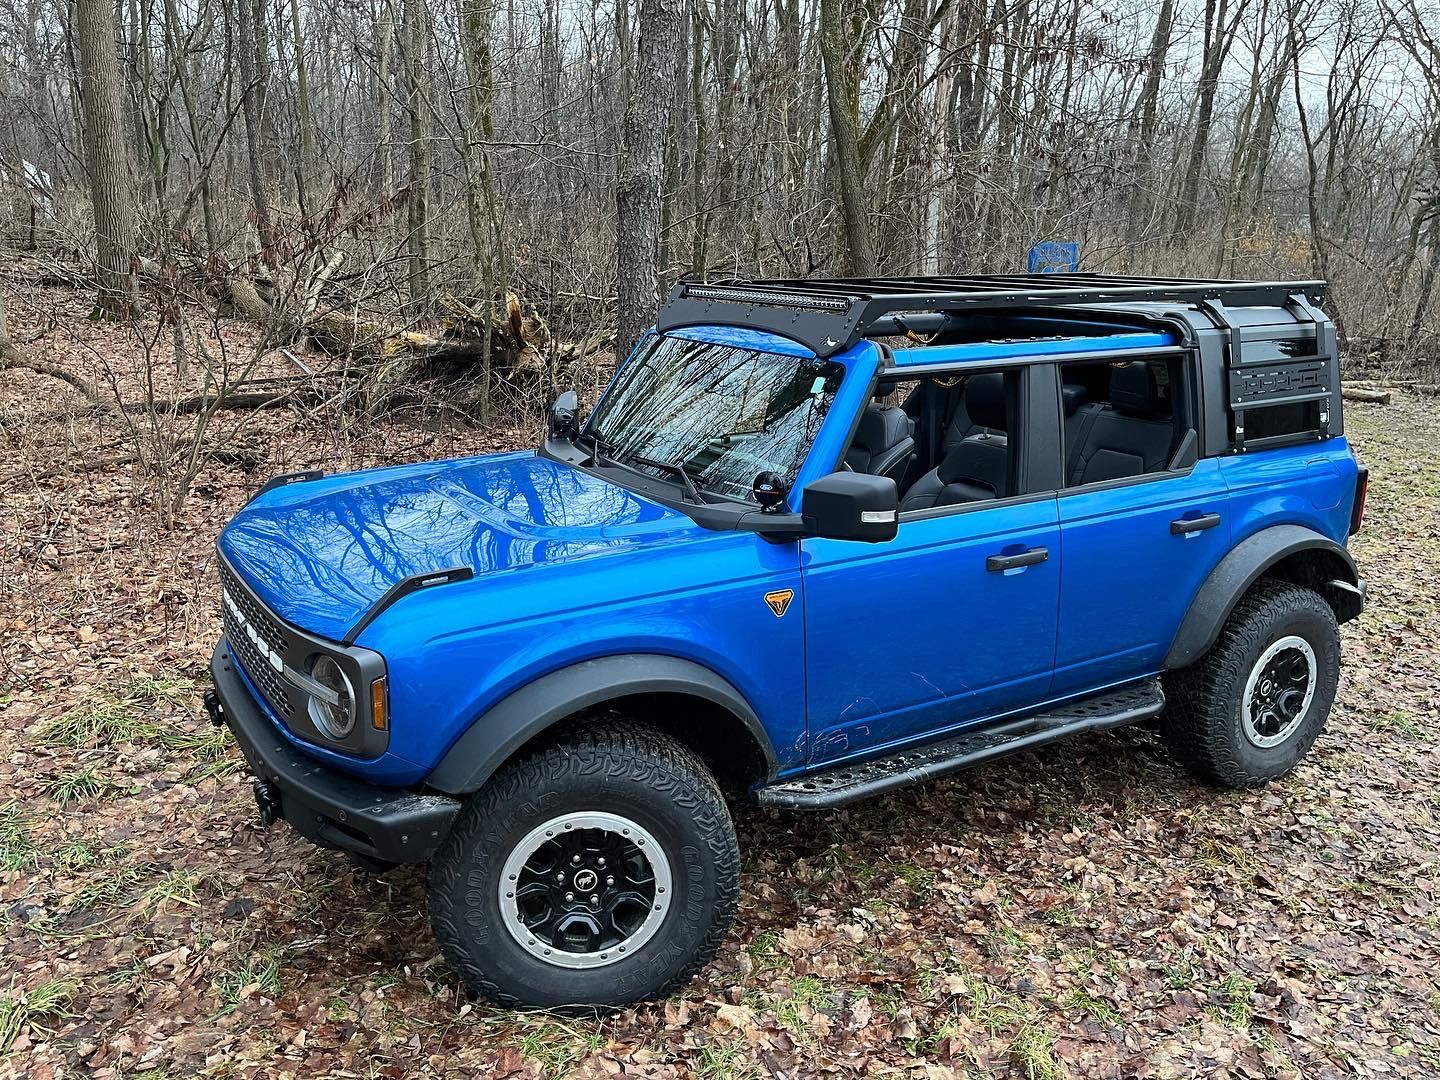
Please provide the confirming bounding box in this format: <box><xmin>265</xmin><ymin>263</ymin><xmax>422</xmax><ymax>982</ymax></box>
<box><xmin>801</xmin><ymin>472</ymin><xmax>898</xmax><ymax>543</ymax></box>
<box><xmin>548</xmin><ymin>390</ymin><xmax>579</xmax><ymax>439</ymax></box>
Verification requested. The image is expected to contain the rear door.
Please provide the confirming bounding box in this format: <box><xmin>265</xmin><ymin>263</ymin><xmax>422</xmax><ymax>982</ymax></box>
<box><xmin>799</xmin><ymin>364</ymin><xmax>1063</xmax><ymax>763</ymax></box>
<box><xmin>1051</xmin><ymin>354</ymin><xmax>1232</xmax><ymax>696</ymax></box>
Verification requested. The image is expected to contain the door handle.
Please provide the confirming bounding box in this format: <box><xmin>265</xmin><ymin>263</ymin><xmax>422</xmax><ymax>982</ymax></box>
<box><xmin>986</xmin><ymin>546</ymin><xmax>1049</xmax><ymax>573</ymax></box>
<box><xmin>1171</xmin><ymin>512</ymin><xmax>1222</xmax><ymax>535</ymax></box>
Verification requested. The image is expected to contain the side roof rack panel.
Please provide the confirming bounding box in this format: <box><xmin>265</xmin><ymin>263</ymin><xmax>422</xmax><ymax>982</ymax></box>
<box><xmin>655</xmin><ymin>275</ymin><xmax>1328</xmax><ymax>359</ymax></box>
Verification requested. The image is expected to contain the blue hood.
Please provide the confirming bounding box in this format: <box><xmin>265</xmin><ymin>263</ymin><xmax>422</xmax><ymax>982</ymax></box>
<box><xmin>218</xmin><ymin>451</ymin><xmax>698</xmax><ymax>641</ymax></box>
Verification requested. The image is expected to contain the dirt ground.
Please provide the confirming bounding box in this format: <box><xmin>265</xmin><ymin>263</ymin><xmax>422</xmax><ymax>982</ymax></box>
<box><xmin>1</xmin><ymin>292</ymin><xmax>1438</xmax><ymax>1079</ymax></box>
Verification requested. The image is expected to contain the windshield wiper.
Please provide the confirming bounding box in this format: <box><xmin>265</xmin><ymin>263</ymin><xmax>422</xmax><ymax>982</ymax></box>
<box><xmin>579</xmin><ymin>431</ymin><xmax>710</xmax><ymax>505</ymax></box>
<box><xmin>627</xmin><ymin>452</ymin><xmax>710</xmax><ymax>504</ymax></box>
<box><xmin>578</xmin><ymin>428</ymin><xmax>620</xmax><ymax>466</ymax></box>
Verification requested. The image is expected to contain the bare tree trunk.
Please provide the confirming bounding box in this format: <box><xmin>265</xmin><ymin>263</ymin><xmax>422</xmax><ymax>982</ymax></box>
<box><xmin>1127</xmin><ymin>0</ymin><xmax>1174</xmax><ymax>244</ymax></box>
<box><xmin>235</xmin><ymin>0</ymin><xmax>277</xmax><ymax>266</ymax></box>
<box><xmin>74</xmin><ymin>0</ymin><xmax>138</xmax><ymax>316</ymax></box>
<box><xmin>689</xmin><ymin>2</ymin><xmax>708</xmax><ymax>274</ymax></box>
<box><xmin>819</xmin><ymin>0</ymin><xmax>876</xmax><ymax>276</ymax></box>
<box><xmin>400</xmin><ymin>0</ymin><xmax>432</xmax><ymax>310</ymax></box>
<box><xmin>461</xmin><ymin>0</ymin><xmax>501</xmax><ymax>423</ymax></box>
<box><xmin>616</xmin><ymin>0</ymin><xmax>682</xmax><ymax>360</ymax></box>
<box><xmin>1176</xmin><ymin>0</ymin><xmax>1249</xmax><ymax>235</ymax></box>
<box><xmin>371</xmin><ymin>8</ymin><xmax>394</xmax><ymax>193</ymax></box>
<box><xmin>289</xmin><ymin>0</ymin><xmax>318</xmax><ymax>215</ymax></box>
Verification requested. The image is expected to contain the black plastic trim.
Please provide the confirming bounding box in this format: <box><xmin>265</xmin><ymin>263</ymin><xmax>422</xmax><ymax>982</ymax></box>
<box><xmin>897</xmin><ymin>488</ymin><xmax>1058</xmax><ymax>524</ymax></box>
<box><xmin>249</xmin><ymin>469</ymin><xmax>324</xmax><ymax>503</ymax></box>
<box><xmin>1349</xmin><ymin>466</ymin><xmax>1369</xmax><ymax>536</ymax></box>
<box><xmin>756</xmin><ymin>679</ymin><xmax>1165</xmax><ymax>808</ymax></box>
<box><xmin>1163</xmin><ymin>524</ymin><xmax>1361</xmax><ymax>669</ymax></box>
<box><xmin>426</xmin><ymin>654</ymin><xmax>777</xmax><ymax>794</ymax></box>
<box><xmin>892</xmin><ymin>345</ymin><xmax>1189</xmax><ymax>379</ymax></box>
<box><xmin>343</xmin><ymin>566</ymin><xmax>476</xmax><ymax>645</ymax></box>
<box><xmin>211</xmin><ymin>643</ymin><xmax>459</xmax><ymax>864</ymax></box>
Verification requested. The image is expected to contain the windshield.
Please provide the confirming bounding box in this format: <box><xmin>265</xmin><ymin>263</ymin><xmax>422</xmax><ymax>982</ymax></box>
<box><xmin>584</xmin><ymin>333</ymin><xmax>845</xmax><ymax>502</ymax></box>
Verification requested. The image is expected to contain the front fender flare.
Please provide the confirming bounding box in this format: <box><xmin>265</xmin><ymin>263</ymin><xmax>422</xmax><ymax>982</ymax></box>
<box><xmin>1163</xmin><ymin>524</ymin><xmax>1360</xmax><ymax>670</ymax></box>
<box><xmin>424</xmin><ymin>654</ymin><xmax>776</xmax><ymax>795</ymax></box>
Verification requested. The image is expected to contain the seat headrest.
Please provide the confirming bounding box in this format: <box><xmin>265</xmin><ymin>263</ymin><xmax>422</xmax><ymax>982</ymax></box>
<box><xmin>964</xmin><ymin>373</ymin><xmax>1007</xmax><ymax>431</ymax></box>
<box><xmin>1061</xmin><ymin>383</ymin><xmax>1088</xmax><ymax>417</ymax></box>
<box><xmin>853</xmin><ymin>405</ymin><xmax>913</xmax><ymax>452</ymax></box>
<box><xmin>1109</xmin><ymin>363</ymin><xmax>1161</xmax><ymax>417</ymax></box>
<box><xmin>937</xmin><ymin>433</ymin><xmax>1009</xmax><ymax>497</ymax></box>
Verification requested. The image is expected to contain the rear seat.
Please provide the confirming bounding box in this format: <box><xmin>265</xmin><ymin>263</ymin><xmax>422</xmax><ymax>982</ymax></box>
<box><xmin>1065</xmin><ymin>364</ymin><xmax>1173</xmax><ymax>485</ymax></box>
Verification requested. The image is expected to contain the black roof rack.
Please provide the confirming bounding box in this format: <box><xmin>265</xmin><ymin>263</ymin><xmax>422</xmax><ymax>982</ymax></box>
<box><xmin>655</xmin><ymin>274</ymin><xmax>1328</xmax><ymax>358</ymax></box>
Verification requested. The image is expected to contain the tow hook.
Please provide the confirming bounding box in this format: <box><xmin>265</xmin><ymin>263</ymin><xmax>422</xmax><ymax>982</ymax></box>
<box><xmin>203</xmin><ymin>688</ymin><xmax>224</xmax><ymax>727</ymax></box>
<box><xmin>252</xmin><ymin>779</ymin><xmax>281</xmax><ymax>828</ymax></box>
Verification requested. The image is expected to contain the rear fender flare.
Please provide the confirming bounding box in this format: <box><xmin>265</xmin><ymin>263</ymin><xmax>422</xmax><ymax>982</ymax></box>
<box><xmin>424</xmin><ymin>654</ymin><xmax>775</xmax><ymax>794</ymax></box>
<box><xmin>1164</xmin><ymin>524</ymin><xmax>1359</xmax><ymax>670</ymax></box>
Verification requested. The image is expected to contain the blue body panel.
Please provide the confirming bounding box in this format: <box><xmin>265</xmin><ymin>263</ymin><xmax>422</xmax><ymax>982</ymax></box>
<box><xmin>1051</xmin><ymin>458</ymin><xmax>1232</xmax><ymax>694</ymax></box>
<box><xmin>801</xmin><ymin>498</ymin><xmax>1061</xmax><ymax>762</ymax></box>
<box><xmin>214</xmin><ymin>318</ymin><xmax>1362</xmax><ymax>792</ymax></box>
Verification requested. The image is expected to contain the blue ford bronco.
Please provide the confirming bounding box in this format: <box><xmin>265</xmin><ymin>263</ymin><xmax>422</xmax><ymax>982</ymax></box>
<box><xmin>205</xmin><ymin>274</ymin><xmax>1368</xmax><ymax>1009</ymax></box>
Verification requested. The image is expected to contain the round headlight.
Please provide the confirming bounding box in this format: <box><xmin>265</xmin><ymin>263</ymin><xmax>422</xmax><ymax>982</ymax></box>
<box><xmin>308</xmin><ymin>655</ymin><xmax>355</xmax><ymax>739</ymax></box>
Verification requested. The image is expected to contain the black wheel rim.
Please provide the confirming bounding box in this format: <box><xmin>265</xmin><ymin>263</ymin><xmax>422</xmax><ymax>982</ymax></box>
<box><xmin>1243</xmin><ymin>635</ymin><xmax>1317</xmax><ymax>748</ymax></box>
<box><xmin>499</xmin><ymin>812</ymin><xmax>670</xmax><ymax>968</ymax></box>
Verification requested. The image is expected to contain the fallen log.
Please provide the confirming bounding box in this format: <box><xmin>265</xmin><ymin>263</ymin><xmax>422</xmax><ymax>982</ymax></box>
<box><xmin>1341</xmin><ymin>387</ymin><xmax>1391</xmax><ymax>404</ymax></box>
<box><xmin>0</xmin><ymin>342</ymin><xmax>118</xmax><ymax>413</ymax></box>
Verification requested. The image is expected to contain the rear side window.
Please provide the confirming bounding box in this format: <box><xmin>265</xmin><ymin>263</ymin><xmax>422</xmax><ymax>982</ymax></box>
<box><xmin>1059</xmin><ymin>357</ymin><xmax>1189</xmax><ymax>487</ymax></box>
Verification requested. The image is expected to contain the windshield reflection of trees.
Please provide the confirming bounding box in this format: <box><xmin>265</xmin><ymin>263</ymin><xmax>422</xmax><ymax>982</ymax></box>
<box><xmin>590</xmin><ymin>336</ymin><xmax>840</xmax><ymax>500</ymax></box>
<box><xmin>236</xmin><ymin>457</ymin><xmax>665</xmax><ymax>601</ymax></box>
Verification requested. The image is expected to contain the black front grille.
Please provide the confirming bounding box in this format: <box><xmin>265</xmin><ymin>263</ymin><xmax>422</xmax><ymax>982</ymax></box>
<box><xmin>219</xmin><ymin>562</ymin><xmax>291</xmax><ymax>654</ymax></box>
<box><xmin>219</xmin><ymin>560</ymin><xmax>294</xmax><ymax>716</ymax></box>
<box><xmin>221</xmin><ymin>602</ymin><xmax>293</xmax><ymax>714</ymax></box>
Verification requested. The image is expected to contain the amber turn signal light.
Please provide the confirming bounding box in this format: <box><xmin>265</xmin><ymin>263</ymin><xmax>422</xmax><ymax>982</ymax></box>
<box><xmin>371</xmin><ymin>677</ymin><xmax>389</xmax><ymax>731</ymax></box>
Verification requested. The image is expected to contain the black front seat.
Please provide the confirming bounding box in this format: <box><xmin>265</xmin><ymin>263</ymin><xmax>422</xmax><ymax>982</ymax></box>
<box><xmin>901</xmin><ymin>373</ymin><xmax>1008</xmax><ymax>510</ymax></box>
<box><xmin>1067</xmin><ymin>363</ymin><xmax>1175</xmax><ymax>485</ymax></box>
<box><xmin>844</xmin><ymin>405</ymin><xmax>916</xmax><ymax>486</ymax></box>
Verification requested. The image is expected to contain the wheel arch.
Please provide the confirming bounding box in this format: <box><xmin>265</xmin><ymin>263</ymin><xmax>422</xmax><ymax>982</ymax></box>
<box><xmin>424</xmin><ymin>654</ymin><xmax>778</xmax><ymax>796</ymax></box>
<box><xmin>1164</xmin><ymin>524</ymin><xmax>1361</xmax><ymax>671</ymax></box>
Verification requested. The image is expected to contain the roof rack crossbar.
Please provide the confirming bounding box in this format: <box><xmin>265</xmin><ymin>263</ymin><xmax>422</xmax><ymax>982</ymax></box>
<box><xmin>657</xmin><ymin>275</ymin><xmax>1328</xmax><ymax>358</ymax></box>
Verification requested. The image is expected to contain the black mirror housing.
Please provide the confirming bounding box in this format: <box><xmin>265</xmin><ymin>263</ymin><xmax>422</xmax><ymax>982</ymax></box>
<box><xmin>801</xmin><ymin>472</ymin><xmax>899</xmax><ymax>543</ymax></box>
<box><xmin>548</xmin><ymin>390</ymin><xmax>579</xmax><ymax>439</ymax></box>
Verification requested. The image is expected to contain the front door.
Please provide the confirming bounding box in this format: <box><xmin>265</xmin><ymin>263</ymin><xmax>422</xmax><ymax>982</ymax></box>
<box><xmin>800</xmin><ymin>496</ymin><xmax>1061</xmax><ymax>763</ymax></box>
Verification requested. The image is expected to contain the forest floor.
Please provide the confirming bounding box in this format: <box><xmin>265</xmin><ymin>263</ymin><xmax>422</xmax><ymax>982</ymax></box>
<box><xmin>1</xmin><ymin>286</ymin><xmax>1438</xmax><ymax>1079</ymax></box>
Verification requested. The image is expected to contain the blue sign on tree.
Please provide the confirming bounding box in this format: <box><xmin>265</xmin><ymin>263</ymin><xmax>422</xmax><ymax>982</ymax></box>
<box><xmin>1028</xmin><ymin>241</ymin><xmax>1080</xmax><ymax>273</ymax></box>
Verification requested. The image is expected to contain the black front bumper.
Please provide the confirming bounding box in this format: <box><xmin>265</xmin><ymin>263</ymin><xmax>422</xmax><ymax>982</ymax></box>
<box><xmin>208</xmin><ymin>642</ymin><xmax>460</xmax><ymax>864</ymax></box>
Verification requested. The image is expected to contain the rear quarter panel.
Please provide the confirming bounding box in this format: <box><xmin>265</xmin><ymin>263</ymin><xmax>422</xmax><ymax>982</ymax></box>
<box><xmin>1219</xmin><ymin>437</ymin><xmax>1358</xmax><ymax>547</ymax></box>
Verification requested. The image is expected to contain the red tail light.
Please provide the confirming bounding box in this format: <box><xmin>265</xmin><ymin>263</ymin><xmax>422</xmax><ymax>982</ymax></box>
<box><xmin>1349</xmin><ymin>466</ymin><xmax>1369</xmax><ymax>535</ymax></box>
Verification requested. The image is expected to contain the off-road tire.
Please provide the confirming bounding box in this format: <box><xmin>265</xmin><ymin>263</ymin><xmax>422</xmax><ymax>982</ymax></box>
<box><xmin>1162</xmin><ymin>580</ymin><xmax>1339</xmax><ymax>789</ymax></box>
<box><xmin>427</xmin><ymin>723</ymin><xmax>740</xmax><ymax>1011</ymax></box>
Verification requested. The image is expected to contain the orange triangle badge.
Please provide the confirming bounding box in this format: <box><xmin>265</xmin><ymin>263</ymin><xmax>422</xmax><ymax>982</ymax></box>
<box><xmin>764</xmin><ymin>589</ymin><xmax>794</xmax><ymax>618</ymax></box>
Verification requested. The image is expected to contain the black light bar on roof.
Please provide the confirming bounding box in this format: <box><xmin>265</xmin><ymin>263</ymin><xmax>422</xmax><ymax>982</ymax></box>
<box><xmin>680</xmin><ymin>283</ymin><xmax>856</xmax><ymax>312</ymax></box>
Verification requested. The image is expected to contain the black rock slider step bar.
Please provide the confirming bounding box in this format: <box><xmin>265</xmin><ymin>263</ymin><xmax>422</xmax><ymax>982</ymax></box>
<box><xmin>756</xmin><ymin>679</ymin><xmax>1165</xmax><ymax>809</ymax></box>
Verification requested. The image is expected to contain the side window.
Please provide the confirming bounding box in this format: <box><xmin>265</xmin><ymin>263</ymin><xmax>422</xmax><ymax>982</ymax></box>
<box><xmin>1059</xmin><ymin>356</ymin><xmax>1191</xmax><ymax>488</ymax></box>
<box><xmin>848</xmin><ymin>366</ymin><xmax>1028</xmax><ymax>514</ymax></box>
